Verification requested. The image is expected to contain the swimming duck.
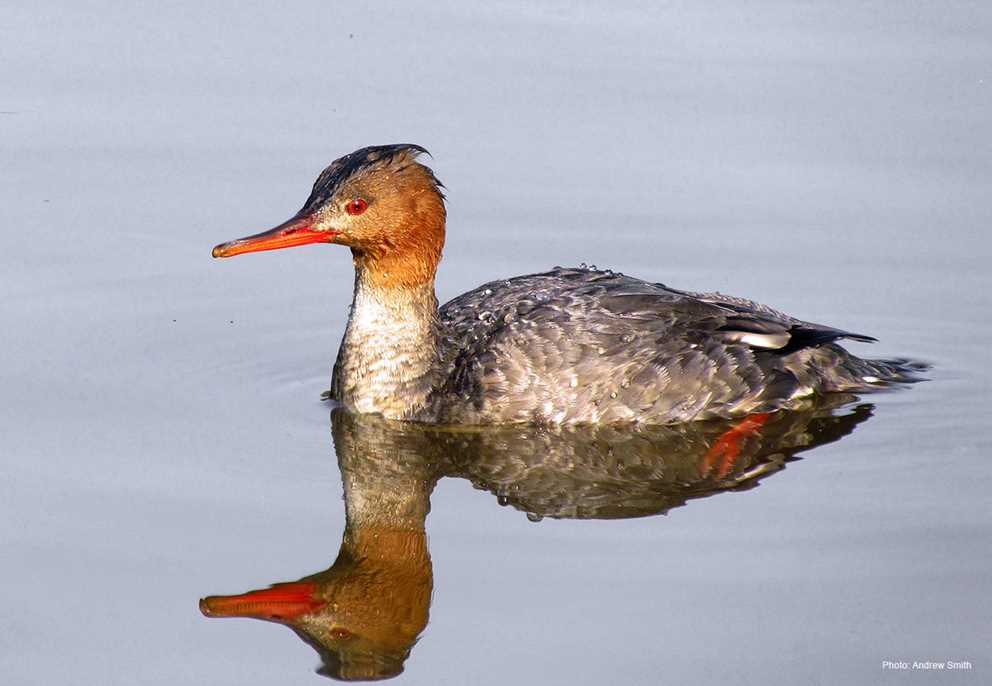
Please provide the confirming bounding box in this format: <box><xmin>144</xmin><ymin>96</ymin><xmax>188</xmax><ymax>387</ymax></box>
<box><xmin>212</xmin><ymin>144</ymin><xmax>922</xmax><ymax>425</ymax></box>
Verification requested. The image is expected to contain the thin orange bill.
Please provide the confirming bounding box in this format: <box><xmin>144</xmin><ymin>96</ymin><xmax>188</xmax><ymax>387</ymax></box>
<box><xmin>212</xmin><ymin>213</ymin><xmax>334</xmax><ymax>258</ymax></box>
<box><xmin>199</xmin><ymin>581</ymin><xmax>323</xmax><ymax>622</ymax></box>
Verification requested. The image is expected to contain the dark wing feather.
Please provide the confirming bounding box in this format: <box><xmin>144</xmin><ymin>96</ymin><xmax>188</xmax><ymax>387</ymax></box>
<box><xmin>664</xmin><ymin>286</ymin><xmax>876</xmax><ymax>352</ymax></box>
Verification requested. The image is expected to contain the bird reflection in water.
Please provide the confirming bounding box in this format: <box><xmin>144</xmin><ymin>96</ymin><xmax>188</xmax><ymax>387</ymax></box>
<box><xmin>200</xmin><ymin>397</ymin><xmax>872</xmax><ymax>680</ymax></box>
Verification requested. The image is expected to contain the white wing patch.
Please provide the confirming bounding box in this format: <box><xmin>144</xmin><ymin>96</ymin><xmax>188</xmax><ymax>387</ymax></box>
<box><xmin>723</xmin><ymin>331</ymin><xmax>791</xmax><ymax>349</ymax></box>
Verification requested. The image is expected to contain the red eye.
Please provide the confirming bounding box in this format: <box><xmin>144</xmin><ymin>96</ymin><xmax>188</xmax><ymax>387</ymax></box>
<box><xmin>346</xmin><ymin>198</ymin><xmax>368</xmax><ymax>216</ymax></box>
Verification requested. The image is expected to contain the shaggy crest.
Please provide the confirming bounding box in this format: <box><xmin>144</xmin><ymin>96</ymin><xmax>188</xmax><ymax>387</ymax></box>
<box><xmin>300</xmin><ymin>144</ymin><xmax>443</xmax><ymax>214</ymax></box>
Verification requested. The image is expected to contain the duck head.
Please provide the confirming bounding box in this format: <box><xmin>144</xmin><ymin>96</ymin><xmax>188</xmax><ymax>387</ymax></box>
<box><xmin>199</xmin><ymin>526</ymin><xmax>432</xmax><ymax>681</ymax></box>
<box><xmin>212</xmin><ymin>144</ymin><xmax>446</xmax><ymax>288</ymax></box>
<box><xmin>199</xmin><ymin>411</ymin><xmax>438</xmax><ymax>680</ymax></box>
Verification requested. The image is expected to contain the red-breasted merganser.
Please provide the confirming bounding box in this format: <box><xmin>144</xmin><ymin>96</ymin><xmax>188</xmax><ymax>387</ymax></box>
<box><xmin>212</xmin><ymin>144</ymin><xmax>923</xmax><ymax>425</ymax></box>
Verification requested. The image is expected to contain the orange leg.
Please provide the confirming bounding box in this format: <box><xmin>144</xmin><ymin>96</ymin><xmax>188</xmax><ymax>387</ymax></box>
<box><xmin>701</xmin><ymin>412</ymin><xmax>772</xmax><ymax>479</ymax></box>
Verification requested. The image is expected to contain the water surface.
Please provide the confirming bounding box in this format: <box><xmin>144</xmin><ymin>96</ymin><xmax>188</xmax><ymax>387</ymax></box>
<box><xmin>2</xmin><ymin>2</ymin><xmax>989</xmax><ymax>684</ymax></box>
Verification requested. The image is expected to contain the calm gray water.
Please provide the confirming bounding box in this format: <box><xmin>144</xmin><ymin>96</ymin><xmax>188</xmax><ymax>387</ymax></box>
<box><xmin>2</xmin><ymin>2</ymin><xmax>989</xmax><ymax>684</ymax></box>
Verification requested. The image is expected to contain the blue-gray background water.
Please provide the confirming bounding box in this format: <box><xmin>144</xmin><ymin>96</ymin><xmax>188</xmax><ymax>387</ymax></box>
<box><xmin>2</xmin><ymin>2</ymin><xmax>989</xmax><ymax>683</ymax></box>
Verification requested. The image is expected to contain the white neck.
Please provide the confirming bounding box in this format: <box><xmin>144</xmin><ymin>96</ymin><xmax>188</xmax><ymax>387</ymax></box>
<box><xmin>331</xmin><ymin>269</ymin><xmax>439</xmax><ymax>419</ymax></box>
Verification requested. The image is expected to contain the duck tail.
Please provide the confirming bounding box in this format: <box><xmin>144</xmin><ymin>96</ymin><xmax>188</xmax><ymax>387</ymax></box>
<box><xmin>840</xmin><ymin>354</ymin><xmax>931</xmax><ymax>388</ymax></box>
<box><xmin>794</xmin><ymin>344</ymin><xmax>930</xmax><ymax>392</ymax></box>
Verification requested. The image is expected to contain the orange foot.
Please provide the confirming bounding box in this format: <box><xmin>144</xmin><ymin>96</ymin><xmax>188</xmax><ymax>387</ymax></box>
<box><xmin>701</xmin><ymin>412</ymin><xmax>772</xmax><ymax>479</ymax></box>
